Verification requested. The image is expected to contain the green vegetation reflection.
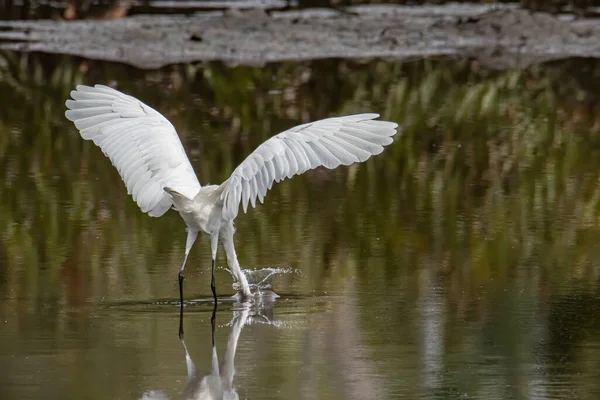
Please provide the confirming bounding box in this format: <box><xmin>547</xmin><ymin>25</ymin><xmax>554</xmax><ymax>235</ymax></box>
<box><xmin>1</xmin><ymin>52</ymin><xmax>600</xmax><ymax>311</ymax></box>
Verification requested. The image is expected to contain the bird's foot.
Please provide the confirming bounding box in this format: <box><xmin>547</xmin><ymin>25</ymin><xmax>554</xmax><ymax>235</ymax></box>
<box><xmin>234</xmin><ymin>288</ymin><xmax>255</xmax><ymax>303</ymax></box>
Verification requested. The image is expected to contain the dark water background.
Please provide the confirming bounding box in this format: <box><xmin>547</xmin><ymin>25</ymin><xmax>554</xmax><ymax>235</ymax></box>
<box><xmin>2</xmin><ymin>51</ymin><xmax>600</xmax><ymax>399</ymax></box>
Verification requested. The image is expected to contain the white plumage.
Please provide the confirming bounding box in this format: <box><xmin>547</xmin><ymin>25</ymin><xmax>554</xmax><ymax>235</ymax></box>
<box><xmin>65</xmin><ymin>84</ymin><xmax>399</xmax><ymax>302</ymax></box>
<box><xmin>65</xmin><ymin>85</ymin><xmax>200</xmax><ymax>217</ymax></box>
<box><xmin>219</xmin><ymin>113</ymin><xmax>396</xmax><ymax>221</ymax></box>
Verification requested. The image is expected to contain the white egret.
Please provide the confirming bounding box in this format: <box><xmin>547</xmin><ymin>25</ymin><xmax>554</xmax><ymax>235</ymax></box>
<box><xmin>65</xmin><ymin>84</ymin><xmax>399</xmax><ymax>303</ymax></box>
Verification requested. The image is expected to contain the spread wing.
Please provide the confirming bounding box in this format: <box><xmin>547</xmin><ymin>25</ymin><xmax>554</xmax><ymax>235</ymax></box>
<box><xmin>219</xmin><ymin>114</ymin><xmax>399</xmax><ymax>221</ymax></box>
<box><xmin>65</xmin><ymin>84</ymin><xmax>201</xmax><ymax>217</ymax></box>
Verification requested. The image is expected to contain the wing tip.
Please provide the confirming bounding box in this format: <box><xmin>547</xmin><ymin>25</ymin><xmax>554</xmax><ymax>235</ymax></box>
<box><xmin>64</xmin><ymin>108</ymin><xmax>75</xmax><ymax>121</ymax></box>
<box><xmin>360</xmin><ymin>114</ymin><xmax>401</xmax><ymax>135</ymax></box>
<box><xmin>72</xmin><ymin>84</ymin><xmax>117</xmax><ymax>96</ymax></box>
<box><xmin>94</xmin><ymin>83</ymin><xmax>116</xmax><ymax>92</ymax></box>
<box><xmin>353</xmin><ymin>113</ymin><xmax>401</xmax><ymax>133</ymax></box>
<box><xmin>75</xmin><ymin>84</ymin><xmax>91</xmax><ymax>92</ymax></box>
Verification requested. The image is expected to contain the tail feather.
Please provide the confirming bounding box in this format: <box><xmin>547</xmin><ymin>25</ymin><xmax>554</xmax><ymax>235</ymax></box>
<box><xmin>164</xmin><ymin>187</ymin><xmax>195</xmax><ymax>212</ymax></box>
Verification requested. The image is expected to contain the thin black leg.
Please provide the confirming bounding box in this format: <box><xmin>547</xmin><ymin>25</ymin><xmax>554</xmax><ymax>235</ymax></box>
<box><xmin>178</xmin><ymin>270</ymin><xmax>185</xmax><ymax>338</ymax></box>
<box><xmin>179</xmin><ymin>270</ymin><xmax>185</xmax><ymax>305</ymax></box>
<box><xmin>211</xmin><ymin>259</ymin><xmax>217</xmax><ymax>303</ymax></box>
<box><xmin>178</xmin><ymin>297</ymin><xmax>184</xmax><ymax>339</ymax></box>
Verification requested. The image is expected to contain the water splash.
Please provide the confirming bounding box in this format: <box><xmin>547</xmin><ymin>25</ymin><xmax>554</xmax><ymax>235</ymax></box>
<box><xmin>245</xmin><ymin>314</ymin><xmax>288</xmax><ymax>329</ymax></box>
<box><xmin>140</xmin><ymin>390</ymin><xmax>169</xmax><ymax>400</ymax></box>
<box><xmin>220</xmin><ymin>266</ymin><xmax>300</xmax><ymax>292</ymax></box>
<box><xmin>220</xmin><ymin>286</ymin><xmax>290</xmax><ymax>329</ymax></box>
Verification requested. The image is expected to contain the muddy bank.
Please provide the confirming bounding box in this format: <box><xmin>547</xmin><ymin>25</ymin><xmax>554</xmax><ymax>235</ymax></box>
<box><xmin>0</xmin><ymin>4</ymin><xmax>599</xmax><ymax>69</ymax></box>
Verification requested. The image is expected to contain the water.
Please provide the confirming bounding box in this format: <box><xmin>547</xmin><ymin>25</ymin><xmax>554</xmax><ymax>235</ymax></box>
<box><xmin>232</xmin><ymin>267</ymin><xmax>296</xmax><ymax>292</ymax></box>
<box><xmin>2</xmin><ymin>52</ymin><xmax>600</xmax><ymax>399</ymax></box>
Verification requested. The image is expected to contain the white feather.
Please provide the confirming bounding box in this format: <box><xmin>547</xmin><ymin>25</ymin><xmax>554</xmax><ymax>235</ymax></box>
<box><xmin>219</xmin><ymin>114</ymin><xmax>399</xmax><ymax>221</ymax></box>
<box><xmin>65</xmin><ymin>84</ymin><xmax>201</xmax><ymax>217</ymax></box>
<box><xmin>65</xmin><ymin>85</ymin><xmax>400</xmax><ymax>299</ymax></box>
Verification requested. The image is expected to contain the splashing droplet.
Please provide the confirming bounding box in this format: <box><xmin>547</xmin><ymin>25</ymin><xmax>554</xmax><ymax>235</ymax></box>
<box><xmin>221</xmin><ymin>266</ymin><xmax>298</xmax><ymax>292</ymax></box>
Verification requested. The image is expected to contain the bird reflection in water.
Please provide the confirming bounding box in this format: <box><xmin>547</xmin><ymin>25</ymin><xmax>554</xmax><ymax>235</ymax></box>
<box><xmin>141</xmin><ymin>292</ymin><xmax>279</xmax><ymax>400</ymax></box>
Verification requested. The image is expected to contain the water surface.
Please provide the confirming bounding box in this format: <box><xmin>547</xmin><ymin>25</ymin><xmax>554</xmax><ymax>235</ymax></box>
<box><xmin>2</xmin><ymin>53</ymin><xmax>600</xmax><ymax>399</ymax></box>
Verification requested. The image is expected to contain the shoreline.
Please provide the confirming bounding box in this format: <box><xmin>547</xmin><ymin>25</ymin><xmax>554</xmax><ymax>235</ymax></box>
<box><xmin>1</xmin><ymin>4</ymin><xmax>599</xmax><ymax>69</ymax></box>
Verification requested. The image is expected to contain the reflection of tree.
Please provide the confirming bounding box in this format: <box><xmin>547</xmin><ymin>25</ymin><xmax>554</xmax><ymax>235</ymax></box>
<box><xmin>3</xmin><ymin>52</ymin><xmax>600</xmax><ymax>301</ymax></box>
<box><xmin>3</xmin><ymin>52</ymin><xmax>600</xmax><ymax>398</ymax></box>
<box><xmin>546</xmin><ymin>293</ymin><xmax>600</xmax><ymax>366</ymax></box>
